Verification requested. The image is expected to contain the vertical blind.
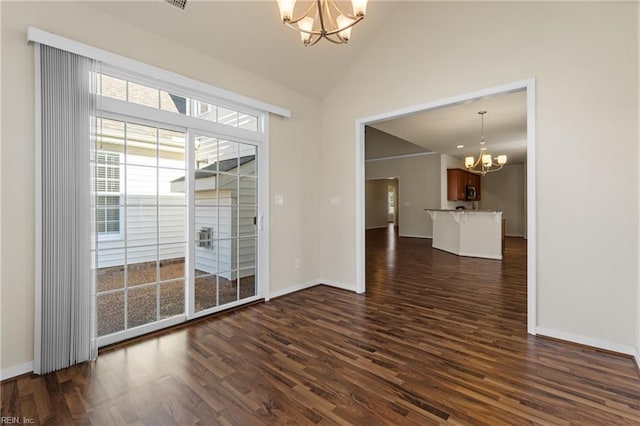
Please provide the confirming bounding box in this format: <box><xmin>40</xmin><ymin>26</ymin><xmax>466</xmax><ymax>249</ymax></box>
<box><xmin>36</xmin><ymin>44</ymin><xmax>97</xmax><ymax>374</ymax></box>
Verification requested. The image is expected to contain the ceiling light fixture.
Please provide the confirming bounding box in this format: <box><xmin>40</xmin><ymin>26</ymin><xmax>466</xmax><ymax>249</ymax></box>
<box><xmin>464</xmin><ymin>111</ymin><xmax>507</xmax><ymax>175</ymax></box>
<box><xmin>276</xmin><ymin>0</ymin><xmax>368</xmax><ymax>46</ymax></box>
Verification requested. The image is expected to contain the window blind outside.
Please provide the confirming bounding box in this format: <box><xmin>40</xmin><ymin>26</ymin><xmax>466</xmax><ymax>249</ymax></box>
<box><xmin>36</xmin><ymin>44</ymin><xmax>97</xmax><ymax>374</ymax></box>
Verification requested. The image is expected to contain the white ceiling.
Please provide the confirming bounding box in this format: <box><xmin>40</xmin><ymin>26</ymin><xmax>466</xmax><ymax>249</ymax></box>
<box><xmin>86</xmin><ymin>0</ymin><xmax>400</xmax><ymax>99</ymax></box>
<box><xmin>370</xmin><ymin>90</ymin><xmax>528</xmax><ymax>164</ymax></box>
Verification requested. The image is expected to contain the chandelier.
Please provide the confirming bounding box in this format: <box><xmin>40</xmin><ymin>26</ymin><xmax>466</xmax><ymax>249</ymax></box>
<box><xmin>464</xmin><ymin>111</ymin><xmax>507</xmax><ymax>175</ymax></box>
<box><xmin>276</xmin><ymin>0</ymin><xmax>368</xmax><ymax>46</ymax></box>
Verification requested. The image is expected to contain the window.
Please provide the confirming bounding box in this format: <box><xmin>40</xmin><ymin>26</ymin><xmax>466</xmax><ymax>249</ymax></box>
<box><xmin>97</xmin><ymin>72</ymin><xmax>260</xmax><ymax>133</ymax></box>
<box><xmin>96</xmin><ymin>152</ymin><xmax>121</xmax><ymax>236</ymax></box>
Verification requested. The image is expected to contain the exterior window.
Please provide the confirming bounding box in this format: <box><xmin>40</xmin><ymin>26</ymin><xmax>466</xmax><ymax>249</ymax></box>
<box><xmin>97</xmin><ymin>72</ymin><xmax>260</xmax><ymax>132</ymax></box>
<box><xmin>96</xmin><ymin>152</ymin><xmax>121</xmax><ymax>235</ymax></box>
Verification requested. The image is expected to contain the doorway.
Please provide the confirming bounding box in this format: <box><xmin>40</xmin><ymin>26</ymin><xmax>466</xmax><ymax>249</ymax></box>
<box><xmin>386</xmin><ymin>181</ymin><xmax>398</xmax><ymax>225</ymax></box>
<box><xmin>355</xmin><ymin>79</ymin><xmax>536</xmax><ymax>334</ymax></box>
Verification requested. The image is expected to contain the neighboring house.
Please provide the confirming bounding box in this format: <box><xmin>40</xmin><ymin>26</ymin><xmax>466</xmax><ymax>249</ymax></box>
<box><xmin>171</xmin><ymin>155</ymin><xmax>257</xmax><ymax>280</ymax></box>
<box><xmin>95</xmin><ymin>116</ymin><xmax>187</xmax><ymax>269</ymax></box>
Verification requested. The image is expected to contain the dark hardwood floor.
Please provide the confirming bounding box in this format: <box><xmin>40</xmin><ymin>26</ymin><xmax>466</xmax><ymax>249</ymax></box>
<box><xmin>2</xmin><ymin>225</ymin><xmax>639</xmax><ymax>424</ymax></box>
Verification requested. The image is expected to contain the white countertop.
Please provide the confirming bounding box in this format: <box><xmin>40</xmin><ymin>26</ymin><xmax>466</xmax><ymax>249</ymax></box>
<box><xmin>424</xmin><ymin>209</ymin><xmax>502</xmax><ymax>213</ymax></box>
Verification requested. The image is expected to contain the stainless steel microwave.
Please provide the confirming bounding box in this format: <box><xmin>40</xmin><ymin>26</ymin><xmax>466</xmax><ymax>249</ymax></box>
<box><xmin>465</xmin><ymin>185</ymin><xmax>477</xmax><ymax>200</ymax></box>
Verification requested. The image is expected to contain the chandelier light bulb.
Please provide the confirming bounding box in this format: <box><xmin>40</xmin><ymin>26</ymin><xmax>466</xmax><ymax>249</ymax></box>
<box><xmin>298</xmin><ymin>17</ymin><xmax>314</xmax><ymax>44</ymax></box>
<box><xmin>337</xmin><ymin>15</ymin><xmax>355</xmax><ymax>41</ymax></box>
<box><xmin>351</xmin><ymin>0</ymin><xmax>368</xmax><ymax>16</ymax></box>
<box><xmin>482</xmin><ymin>154</ymin><xmax>492</xmax><ymax>168</ymax></box>
<box><xmin>276</xmin><ymin>0</ymin><xmax>296</xmax><ymax>21</ymax></box>
<box><xmin>497</xmin><ymin>155</ymin><xmax>507</xmax><ymax>165</ymax></box>
<box><xmin>465</xmin><ymin>157</ymin><xmax>474</xmax><ymax>168</ymax></box>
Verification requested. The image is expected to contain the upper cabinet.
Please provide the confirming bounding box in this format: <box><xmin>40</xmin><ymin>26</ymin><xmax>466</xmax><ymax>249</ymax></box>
<box><xmin>447</xmin><ymin>168</ymin><xmax>481</xmax><ymax>201</ymax></box>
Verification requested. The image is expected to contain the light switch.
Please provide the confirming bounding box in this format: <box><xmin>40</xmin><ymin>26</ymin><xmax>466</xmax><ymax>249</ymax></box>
<box><xmin>274</xmin><ymin>195</ymin><xmax>284</xmax><ymax>205</ymax></box>
<box><xmin>330</xmin><ymin>196</ymin><xmax>342</xmax><ymax>205</ymax></box>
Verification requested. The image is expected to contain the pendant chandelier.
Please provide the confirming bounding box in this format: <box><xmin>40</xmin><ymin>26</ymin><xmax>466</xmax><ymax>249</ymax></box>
<box><xmin>276</xmin><ymin>0</ymin><xmax>368</xmax><ymax>46</ymax></box>
<box><xmin>464</xmin><ymin>111</ymin><xmax>507</xmax><ymax>175</ymax></box>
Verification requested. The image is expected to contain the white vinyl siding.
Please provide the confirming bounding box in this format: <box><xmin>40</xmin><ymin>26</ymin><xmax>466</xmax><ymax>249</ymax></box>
<box><xmin>96</xmin><ymin>153</ymin><xmax>186</xmax><ymax>268</ymax></box>
<box><xmin>192</xmin><ymin>159</ymin><xmax>256</xmax><ymax>279</ymax></box>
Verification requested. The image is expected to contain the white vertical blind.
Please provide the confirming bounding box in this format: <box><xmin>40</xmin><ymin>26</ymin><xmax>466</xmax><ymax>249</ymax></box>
<box><xmin>36</xmin><ymin>44</ymin><xmax>97</xmax><ymax>374</ymax></box>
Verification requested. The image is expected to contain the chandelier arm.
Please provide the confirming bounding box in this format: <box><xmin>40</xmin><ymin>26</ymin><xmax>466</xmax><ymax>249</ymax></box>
<box><xmin>284</xmin><ymin>1</ymin><xmax>317</xmax><ymax>25</ymax></box>
<box><xmin>284</xmin><ymin>21</ymin><xmax>323</xmax><ymax>35</ymax></box>
<box><xmin>306</xmin><ymin>34</ymin><xmax>324</xmax><ymax>47</ymax></box>
<box><xmin>328</xmin><ymin>0</ymin><xmax>346</xmax><ymax>16</ymax></box>
<box><xmin>324</xmin><ymin>0</ymin><xmax>342</xmax><ymax>34</ymax></box>
<box><xmin>316</xmin><ymin>0</ymin><xmax>328</xmax><ymax>35</ymax></box>
<box><xmin>324</xmin><ymin>16</ymin><xmax>364</xmax><ymax>36</ymax></box>
<box><xmin>322</xmin><ymin>33</ymin><xmax>347</xmax><ymax>44</ymax></box>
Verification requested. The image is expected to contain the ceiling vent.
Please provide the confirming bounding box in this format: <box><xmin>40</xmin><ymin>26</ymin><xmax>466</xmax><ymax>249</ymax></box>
<box><xmin>164</xmin><ymin>0</ymin><xmax>187</xmax><ymax>10</ymax></box>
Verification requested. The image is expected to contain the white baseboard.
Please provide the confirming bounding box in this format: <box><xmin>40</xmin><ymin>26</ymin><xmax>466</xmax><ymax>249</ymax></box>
<box><xmin>459</xmin><ymin>251</ymin><xmax>502</xmax><ymax>260</ymax></box>
<box><xmin>320</xmin><ymin>280</ymin><xmax>356</xmax><ymax>292</ymax></box>
<box><xmin>269</xmin><ymin>279</ymin><xmax>320</xmax><ymax>300</ymax></box>
<box><xmin>536</xmin><ymin>327</ymin><xmax>639</xmax><ymax>360</ymax></box>
<box><xmin>269</xmin><ymin>279</ymin><xmax>358</xmax><ymax>300</ymax></box>
<box><xmin>399</xmin><ymin>234</ymin><xmax>431</xmax><ymax>239</ymax></box>
<box><xmin>1</xmin><ymin>361</ymin><xmax>33</xmax><ymax>381</ymax></box>
<box><xmin>365</xmin><ymin>225</ymin><xmax>389</xmax><ymax>230</ymax></box>
<box><xmin>505</xmin><ymin>233</ymin><xmax>526</xmax><ymax>238</ymax></box>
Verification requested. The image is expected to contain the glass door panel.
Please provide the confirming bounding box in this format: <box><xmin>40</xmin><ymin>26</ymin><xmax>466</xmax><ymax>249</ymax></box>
<box><xmin>95</xmin><ymin>118</ymin><xmax>187</xmax><ymax>342</ymax></box>
<box><xmin>192</xmin><ymin>135</ymin><xmax>258</xmax><ymax>315</ymax></box>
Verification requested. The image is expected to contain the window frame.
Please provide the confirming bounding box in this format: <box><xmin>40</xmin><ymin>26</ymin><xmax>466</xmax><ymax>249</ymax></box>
<box><xmin>98</xmin><ymin>66</ymin><xmax>266</xmax><ymax>137</ymax></box>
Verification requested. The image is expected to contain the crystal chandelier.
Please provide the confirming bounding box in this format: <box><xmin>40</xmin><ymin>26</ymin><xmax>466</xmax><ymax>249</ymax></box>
<box><xmin>465</xmin><ymin>111</ymin><xmax>507</xmax><ymax>175</ymax></box>
<box><xmin>276</xmin><ymin>0</ymin><xmax>368</xmax><ymax>46</ymax></box>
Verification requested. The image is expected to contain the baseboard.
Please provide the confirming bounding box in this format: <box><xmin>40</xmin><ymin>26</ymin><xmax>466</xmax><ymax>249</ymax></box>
<box><xmin>365</xmin><ymin>225</ymin><xmax>390</xmax><ymax>230</ymax></box>
<box><xmin>1</xmin><ymin>361</ymin><xmax>33</xmax><ymax>381</ymax></box>
<box><xmin>269</xmin><ymin>279</ymin><xmax>358</xmax><ymax>300</ymax></box>
<box><xmin>399</xmin><ymin>234</ymin><xmax>431</xmax><ymax>239</ymax></box>
<box><xmin>320</xmin><ymin>280</ymin><xmax>356</xmax><ymax>292</ymax></box>
<box><xmin>268</xmin><ymin>279</ymin><xmax>321</xmax><ymax>300</ymax></box>
<box><xmin>536</xmin><ymin>327</ymin><xmax>639</xmax><ymax>359</ymax></box>
<box><xmin>505</xmin><ymin>233</ymin><xmax>526</xmax><ymax>238</ymax></box>
<box><xmin>459</xmin><ymin>251</ymin><xmax>502</xmax><ymax>260</ymax></box>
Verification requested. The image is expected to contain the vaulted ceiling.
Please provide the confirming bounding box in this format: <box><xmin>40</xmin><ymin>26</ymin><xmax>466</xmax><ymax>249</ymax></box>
<box><xmin>87</xmin><ymin>1</ymin><xmax>527</xmax><ymax>161</ymax></box>
<box><xmin>87</xmin><ymin>1</ymin><xmax>400</xmax><ymax>99</ymax></box>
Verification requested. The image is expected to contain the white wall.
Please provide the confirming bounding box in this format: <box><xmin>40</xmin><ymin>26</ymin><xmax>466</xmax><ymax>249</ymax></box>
<box><xmin>366</xmin><ymin>154</ymin><xmax>440</xmax><ymax>238</ymax></box>
<box><xmin>365</xmin><ymin>179</ymin><xmax>390</xmax><ymax>230</ymax></box>
<box><xmin>480</xmin><ymin>164</ymin><xmax>526</xmax><ymax>237</ymax></box>
<box><xmin>1</xmin><ymin>1</ymin><xmax>322</xmax><ymax>373</ymax></box>
<box><xmin>320</xmin><ymin>2</ymin><xmax>638</xmax><ymax>352</ymax></box>
<box><xmin>637</xmin><ymin>1</ymin><xmax>640</xmax><ymax>365</ymax></box>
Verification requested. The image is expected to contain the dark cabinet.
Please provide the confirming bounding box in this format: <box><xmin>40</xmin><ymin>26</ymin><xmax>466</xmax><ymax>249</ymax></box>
<box><xmin>447</xmin><ymin>168</ymin><xmax>481</xmax><ymax>201</ymax></box>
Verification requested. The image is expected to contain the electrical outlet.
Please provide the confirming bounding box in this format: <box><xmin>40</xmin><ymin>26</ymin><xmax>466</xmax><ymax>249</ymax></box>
<box><xmin>294</xmin><ymin>258</ymin><xmax>301</xmax><ymax>269</ymax></box>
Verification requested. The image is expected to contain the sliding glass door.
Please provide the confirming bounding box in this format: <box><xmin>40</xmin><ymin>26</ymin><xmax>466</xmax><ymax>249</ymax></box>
<box><xmin>95</xmin><ymin>121</ymin><xmax>262</xmax><ymax>345</ymax></box>
<box><xmin>93</xmin><ymin>68</ymin><xmax>266</xmax><ymax>346</ymax></box>
<box><xmin>190</xmin><ymin>133</ymin><xmax>258</xmax><ymax>316</ymax></box>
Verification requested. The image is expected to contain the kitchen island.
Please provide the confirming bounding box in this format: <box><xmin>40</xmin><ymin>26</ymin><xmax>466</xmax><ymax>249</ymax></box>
<box><xmin>426</xmin><ymin>209</ymin><xmax>503</xmax><ymax>260</ymax></box>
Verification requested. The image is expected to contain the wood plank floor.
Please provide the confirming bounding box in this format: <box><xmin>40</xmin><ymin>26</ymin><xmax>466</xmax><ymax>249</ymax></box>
<box><xmin>2</xmin><ymin>225</ymin><xmax>639</xmax><ymax>424</ymax></box>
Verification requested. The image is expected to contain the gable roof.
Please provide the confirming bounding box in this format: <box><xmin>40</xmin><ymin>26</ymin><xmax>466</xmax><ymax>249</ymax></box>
<box><xmin>172</xmin><ymin>155</ymin><xmax>255</xmax><ymax>183</ymax></box>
